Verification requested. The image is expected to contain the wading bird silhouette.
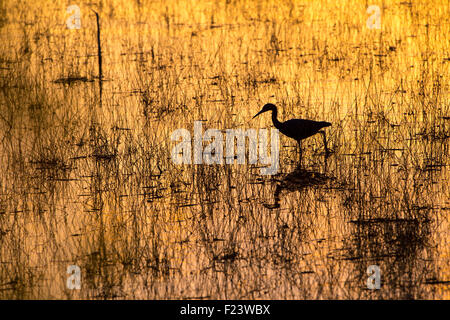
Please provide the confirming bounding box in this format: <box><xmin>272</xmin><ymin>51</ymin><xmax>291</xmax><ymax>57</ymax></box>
<box><xmin>253</xmin><ymin>103</ymin><xmax>331</xmax><ymax>163</ymax></box>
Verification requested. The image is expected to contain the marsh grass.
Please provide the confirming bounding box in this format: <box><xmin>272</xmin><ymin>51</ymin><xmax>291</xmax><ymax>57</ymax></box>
<box><xmin>0</xmin><ymin>0</ymin><xmax>448</xmax><ymax>299</ymax></box>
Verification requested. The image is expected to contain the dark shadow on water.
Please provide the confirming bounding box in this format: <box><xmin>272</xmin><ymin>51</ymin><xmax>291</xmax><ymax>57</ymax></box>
<box><xmin>264</xmin><ymin>164</ymin><xmax>332</xmax><ymax>209</ymax></box>
<box><xmin>342</xmin><ymin>214</ymin><xmax>435</xmax><ymax>298</ymax></box>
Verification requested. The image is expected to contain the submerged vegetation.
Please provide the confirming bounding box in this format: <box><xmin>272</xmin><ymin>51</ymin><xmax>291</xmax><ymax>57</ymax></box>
<box><xmin>0</xmin><ymin>0</ymin><xmax>448</xmax><ymax>299</ymax></box>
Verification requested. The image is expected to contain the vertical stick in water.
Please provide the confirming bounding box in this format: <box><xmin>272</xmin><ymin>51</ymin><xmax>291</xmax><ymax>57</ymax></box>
<box><xmin>93</xmin><ymin>10</ymin><xmax>103</xmax><ymax>105</ymax></box>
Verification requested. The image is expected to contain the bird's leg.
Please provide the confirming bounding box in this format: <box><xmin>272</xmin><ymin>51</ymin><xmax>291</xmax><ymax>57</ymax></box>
<box><xmin>297</xmin><ymin>140</ymin><xmax>303</xmax><ymax>167</ymax></box>
<box><xmin>320</xmin><ymin>131</ymin><xmax>330</xmax><ymax>157</ymax></box>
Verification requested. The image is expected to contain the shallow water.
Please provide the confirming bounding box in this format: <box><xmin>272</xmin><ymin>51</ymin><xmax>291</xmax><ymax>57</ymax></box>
<box><xmin>0</xmin><ymin>0</ymin><xmax>448</xmax><ymax>299</ymax></box>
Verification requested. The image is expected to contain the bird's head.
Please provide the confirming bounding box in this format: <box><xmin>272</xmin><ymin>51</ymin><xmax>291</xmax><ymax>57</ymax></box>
<box><xmin>252</xmin><ymin>103</ymin><xmax>276</xmax><ymax>119</ymax></box>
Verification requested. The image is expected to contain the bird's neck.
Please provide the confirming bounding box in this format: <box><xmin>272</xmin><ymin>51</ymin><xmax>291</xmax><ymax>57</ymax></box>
<box><xmin>271</xmin><ymin>109</ymin><xmax>282</xmax><ymax>129</ymax></box>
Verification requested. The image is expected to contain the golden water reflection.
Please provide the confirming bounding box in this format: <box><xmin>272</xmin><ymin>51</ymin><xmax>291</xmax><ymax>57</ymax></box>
<box><xmin>0</xmin><ymin>0</ymin><xmax>448</xmax><ymax>299</ymax></box>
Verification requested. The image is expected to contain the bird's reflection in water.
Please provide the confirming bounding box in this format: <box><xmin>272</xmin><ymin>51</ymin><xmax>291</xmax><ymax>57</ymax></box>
<box><xmin>264</xmin><ymin>165</ymin><xmax>331</xmax><ymax>209</ymax></box>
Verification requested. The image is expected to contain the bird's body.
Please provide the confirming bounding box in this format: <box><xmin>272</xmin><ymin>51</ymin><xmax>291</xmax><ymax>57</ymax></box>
<box><xmin>253</xmin><ymin>103</ymin><xmax>331</xmax><ymax>162</ymax></box>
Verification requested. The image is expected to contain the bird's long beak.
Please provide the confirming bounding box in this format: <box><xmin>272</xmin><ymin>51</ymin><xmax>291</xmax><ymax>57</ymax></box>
<box><xmin>252</xmin><ymin>109</ymin><xmax>264</xmax><ymax>119</ymax></box>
